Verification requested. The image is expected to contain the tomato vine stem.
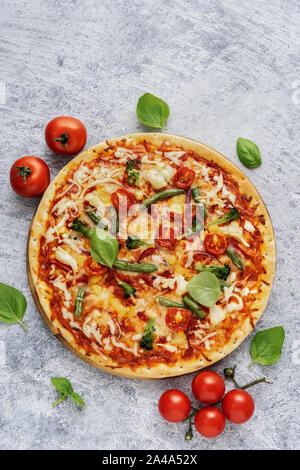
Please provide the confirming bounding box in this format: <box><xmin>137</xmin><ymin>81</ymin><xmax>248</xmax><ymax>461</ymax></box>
<box><xmin>54</xmin><ymin>131</ymin><xmax>69</xmax><ymax>149</ymax></box>
<box><xmin>13</xmin><ymin>166</ymin><xmax>32</xmax><ymax>182</ymax></box>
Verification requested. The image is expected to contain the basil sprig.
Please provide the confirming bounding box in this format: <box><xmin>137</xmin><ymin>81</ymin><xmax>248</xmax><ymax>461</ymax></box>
<box><xmin>249</xmin><ymin>326</ymin><xmax>285</xmax><ymax>366</ymax></box>
<box><xmin>186</xmin><ymin>272</ymin><xmax>220</xmax><ymax>308</ymax></box>
<box><xmin>236</xmin><ymin>137</ymin><xmax>262</xmax><ymax>168</ymax></box>
<box><xmin>90</xmin><ymin>227</ymin><xmax>119</xmax><ymax>268</ymax></box>
<box><xmin>51</xmin><ymin>377</ymin><xmax>86</xmax><ymax>408</ymax></box>
<box><xmin>0</xmin><ymin>282</ymin><xmax>28</xmax><ymax>331</ymax></box>
<box><xmin>136</xmin><ymin>92</ymin><xmax>170</xmax><ymax>128</ymax></box>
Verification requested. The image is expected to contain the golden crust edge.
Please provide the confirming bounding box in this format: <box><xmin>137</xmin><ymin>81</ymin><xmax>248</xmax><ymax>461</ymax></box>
<box><xmin>28</xmin><ymin>133</ymin><xmax>276</xmax><ymax>379</ymax></box>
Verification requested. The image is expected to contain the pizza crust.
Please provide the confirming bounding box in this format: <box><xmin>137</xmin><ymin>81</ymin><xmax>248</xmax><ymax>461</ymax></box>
<box><xmin>28</xmin><ymin>133</ymin><xmax>276</xmax><ymax>379</ymax></box>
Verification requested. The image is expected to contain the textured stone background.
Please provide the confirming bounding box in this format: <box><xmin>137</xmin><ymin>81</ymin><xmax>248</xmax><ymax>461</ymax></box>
<box><xmin>0</xmin><ymin>0</ymin><xmax>299</xmax><ymax>450</ymax></box>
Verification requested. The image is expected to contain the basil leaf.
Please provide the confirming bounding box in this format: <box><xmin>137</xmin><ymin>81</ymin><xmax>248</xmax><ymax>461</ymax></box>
<box><xmin>249</xmin><ymin>326</ymin><xmax>285</xmax><ymax>366</ymax></box>
<box><xmin>0</xmin><ymin>282</ymin><xmax>28</xmax><ymax>331</ymax></box>
<box><xmin>90</xmin><ymin>227</ymin><xmax>119</xmax><ymax>268</ymax></box>
<box><xmin>51</xmin><ymin>377</ymin><xmax>73</xmax><ymax>395</ymax></box>
<box><xmin>70</xmin><ymin>391</ymin><xmax>86</xmax><ymax>407</ymax></box>
<box><xmin>236</xmin><ymin>137</ymin><xmax>262</xmax><ymax>168</ymax></box>
<box><xmin>51</xmin><ymin>377</ymin><xmax>86</xmax><ymax>408</ymax></box>
<box><xmin>187</xmin><ymin>272</ymin><xmax>220</xmax><ymax>307</ymax></box>
<box><xmin>136</xmin><ymin>92</ymin><xmax>170</xmax><ymax>128</ymax></box>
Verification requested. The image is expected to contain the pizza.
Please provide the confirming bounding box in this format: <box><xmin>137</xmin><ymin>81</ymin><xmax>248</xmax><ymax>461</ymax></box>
<box><xmin>28</xmin><ymin>133</ymin><xmax>275</xmax><ymax>379</ymax></box>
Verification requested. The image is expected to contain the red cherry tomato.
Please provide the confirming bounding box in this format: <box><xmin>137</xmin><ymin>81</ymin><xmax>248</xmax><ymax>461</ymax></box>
<box><xmin>194</xmin><ymin>406</ymin><xmax>226</xmax><ymax>438</ymax></box>
<box><xmin>192</xmin><ymin>371</ymin><xmax>225</xmax><ymax>404</ymax></box>
<box><xmin>165</xmin><ymin>308</ymin><xmax>191</xmax><ymax>331</ymax></box>
<box><xmin>156</xmin><ymin>225</ymin><xmax>176</xmax><ymax>250</ymax></box>
<box><xmin>83</xmin><ymin>257</ymin><xmax>108</xmax><ymax>275</ymax></box>
<box><xmin>204</xmin><ymin>233</ymin><xmax>228</xmax><ymax>255</ymax></box>
<box><xmin>222</xmin><ymin>389</ymin><xmax>255</xmax><ymax>424</ymax></box>
<box><xmin>45</xmin><ymin>116</ymin><xmax>87</xmax><ymax>155</ymax></box>
<box><xmin>10</xmin><ymin>156</ymin><xmax>50</xmax><ymax>198</ymax></box>
<box><xmin>173</xmin><ymin>167</ymin><xmax>195</xmax><ymax>189</ymax></box>
<box><xmin>111</xmin><ymin>188</ymin><xmax>136</xmax><ymax>210</ymax></box>
<box><xmin>158</xmin><ymin>389</ymin><xmax>191</xmax><ymax>423</ymax></box>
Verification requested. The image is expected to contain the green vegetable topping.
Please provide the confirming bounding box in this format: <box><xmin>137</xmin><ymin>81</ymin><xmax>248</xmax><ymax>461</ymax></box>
<box><xmin>194</xmin><ymin>263</ymin><xmax>230</xmax><ymax>280</ymax></box>
<box><xmin>71</xmin><ymin>218</ymin><xmax>93</xmax><ymax>238</ymax></box>
<box><xmin>117</xmin><ymin>281</ymin><xmax>136</xmax><ymax>299</ymax></box>
<box><xmin>236</xmin><ymin>137</ymin><xmax>262</xmax><ymax>169</ymax></box>
<box><xmin>86</xmin><ymin>208</ymin><xmax>107</xmax><ymax>230</ymax></box>
<box><xmin>225</xmin><ymin>247</ymin><xmax>244</xmax><ymax>270</ymax></box>
<box><xmin>113</xmin><ymin>260</ymin><xmax>157</xmax><ymax>273</ymax></box>
<box><xmin>51</xmin><ymin>377</ymin><xmax>86</xmax><ymax>408</ymax></box>
<box><xmin>179</xmin><ymin>216</ymin><xmax>203</xmax><ymax>240</ymax></box>
<box><xmin>126</xmin><ymin>160</ymin><xmax>140</xmax><ymax>186</ymax></box>
<box><xmin>140</xmin><ymin>318</ymin><xmax>155</xmax><ymax>350</ymax></box>
<box><xmin>74</xmin><ymin>288</ymin><xmax>86</xmax><ymax>317</ymax></box>
<box><xmin>191</xmin><ymin>186</ymin><xmax>207</xmax><ymax>219</ymax></box>
<box><xmin>249</xmin><ymin>326</ymin><xmax>285</xmax><ymax>366</ymax></box>
<box><xmin>136</xmin><ymin>92</ymin><xmax>170</xmax><ymax>129</ymax></box>
<box><xmin>143</xmin><ymin>188</ymin><xmax>184</xmax><ymax>209</ymax></box>
<box><xmin>186</xmin><ymin>272</ymin><xmax>220</xmax><ymax>308</ymax></box>
<box><xmin>126</xmin><ymin>235</ymin><xmax>148</xmax><ymax>250</ymax></box>
<box><xmin>207</xmin><ymin>208</ymin><xmax>240</xmax><ymax>227</ymax></box>
<box><xmin>90</xmin><ymin>227</ymin><xmax>119</xmax><ymax>268</ymax></box>
<box><xmin>157</xmin><ymin>297</ymin><xmax>185</xmax><ymax>308</ymax></box>
<box><xmin>0</xmin><ymin>282</ymin><xmax>28</xmax><ymax>331</ymax></box>
<box><xmin>182</xmin><ymin>295</ymin><xmax>206</xmax><ymax>319</ymax></box>
<box><xmin>218</xmin><ymin>279</ymin><xmax>231</xmax><ymax>290</ymax></box>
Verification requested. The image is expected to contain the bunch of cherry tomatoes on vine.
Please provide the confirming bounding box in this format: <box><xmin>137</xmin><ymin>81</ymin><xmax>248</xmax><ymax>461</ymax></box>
<box><xmin>158</xmin><ymin>367</ymin><xmax>270</xmax><ymax>440</ymax></box>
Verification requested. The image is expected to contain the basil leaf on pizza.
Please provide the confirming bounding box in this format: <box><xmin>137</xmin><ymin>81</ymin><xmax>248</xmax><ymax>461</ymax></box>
<box><xmin>187</xmin><ymin>272</ymin><xmax>220</xmax><ymax>307</ymax></box>
<box><xmin>249</xmin><ymin>326</ymin><xmax>285</xmax><ymax>366</ymax></box>
<box><xmin>236</xmin><ymin>138</ymin><xmax>262</xmax><ymax>168</ymax></box>
<box><xmin>0</xmin><ymin>282</ymin><xmax>28</xmax><ymax>331</ymax></box>
<box><xmin>90</xmin><ymin>227</ymin><xmax>119</xmax><ymax>268</ymax></box>
<box><xmin>136</xmin><ymin>93</ymin><xmax>170</xmax><ymax>128</ymax></box>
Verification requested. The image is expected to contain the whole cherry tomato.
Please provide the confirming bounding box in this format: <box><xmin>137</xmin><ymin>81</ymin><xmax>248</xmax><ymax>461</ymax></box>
<box><xmin>173</xmin><ymin>167</ymin><xmax>195</xmax><ymax>189</ymax></box>
<box><xmin>222</xmin><ymin>389</ymin><xmax>255</xmax><ymax>424</ymax></box>
<box><xmin>111</xmin><ymin>188</ymin><xmax>136</xmax><ymax>210</ymax></box>
<box><xmin>204</xmin><ymin>233</ymin><xmax>228</xmax><ymax>255</ymax></box>
<box><xmin>83</xmin><ymin>257</ymin><xmax>108</xmax><ymax>275</ymax></box>
<box><xmin>194</xmin><ymin>406</ymin><xmax>226</xmax><ymax>438</ymax></box>
<box><xmin>165</xmin><ymin>308</ymin><xmax>191</xmax><ymax>331</ymax></box>
<box><xmin>45</xmin><ymin>116</ymin><xmax>87</xmax><ymax>155</ymax></box>
<box><xmin>158</xmin><ymin>389</ymin><xmax>191</xmax><ymax>423</ymax></box>
<box><xmin>192</xmin><ymin>371</ymin><xmax>225</xmax><ymax>404</ymax></box>
<box><xmin>10</xmin><ymin>156</ymin><xmax>50</xmax><ymax>198</ymax></box>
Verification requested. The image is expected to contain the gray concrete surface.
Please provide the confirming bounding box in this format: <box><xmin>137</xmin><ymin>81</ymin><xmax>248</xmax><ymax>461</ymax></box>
<box><xmin>0</xmin><ymin>0</ymin><xmax>299</xmax><ymax>450</ymax></box>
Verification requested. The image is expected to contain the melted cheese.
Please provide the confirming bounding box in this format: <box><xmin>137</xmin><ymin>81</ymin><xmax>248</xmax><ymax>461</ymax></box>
<box><xmin>174</xmin><ymin>274</ymin><xmax>187</xmax><ymax>295</ymax></box>
<box><xmin>114</xmin><ymin>147</ymin><xmax>137</xmax><ymax>162</ymax></box>
<box><xmin>244</xmin><ymin>220</ymin><xmax>255</xmax><ymax>232</ymax></box>
<box><xmin>73</xmin><ymin>165</ymin><xmax>89</xmax><ymax>184</ymax></box>
<box><xmin>163</xmin><ymin>151</ymin><xmax>185</xmax><ymax>165</ymax></box>
<box><xmin>51</xmin><ymin>276</ymin><xmax>71</xmax><ymax>302</ymax></box>
<box><xmin>153</xmin><ymin>276</ymin><xmax>176</xmax><ymax>290</ymax></box>
<box><xmin>142</xmin><ymin>164</ymin><xmax>175</xmax><ymax>189</ymax></box>
<box><xmin>209</xmin><ymin>221</ymin><xmax>249</xmax><ymax>247</ymax></box>
<box><xmin>55</xmin><ymin>247</ymin><xmax>78</xmax><ymax>272</ymax></box>
<box><xmin>209</xmin><ymin>304</ymin><xmax>226</xmax><ymax>325</ymax></box>
<box><xmin>221</xmin><ymin>185</ymin><xmax>236</xmax><ymax>205</ymax></box>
